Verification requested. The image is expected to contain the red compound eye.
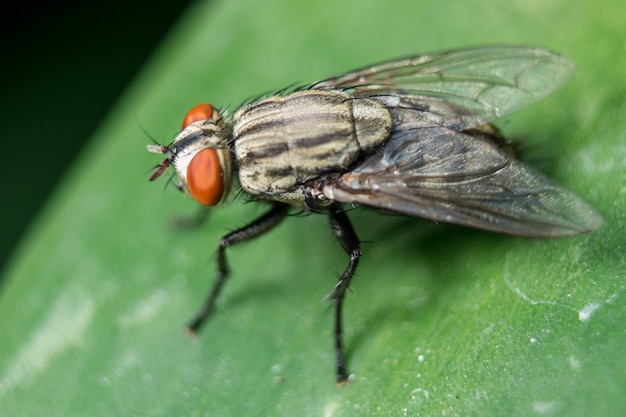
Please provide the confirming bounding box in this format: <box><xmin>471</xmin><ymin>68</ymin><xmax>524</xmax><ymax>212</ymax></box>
<box><xmin>186</xmin><ymin>148</ymin><xmax>224</xmax><ymax>206</ymax></box>
<box><xmin>182</xmin><ymin>103</ymin><xmax>214</xmax><ymax>129</ymax></box>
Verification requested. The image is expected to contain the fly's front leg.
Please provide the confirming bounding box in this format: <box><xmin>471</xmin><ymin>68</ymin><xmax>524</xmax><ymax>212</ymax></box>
<box><xmin>187</xmin><ymin>203</ymin><xmax>289</xmax><ymax>333</ymax></box>
<box><xmin>328</xmin><ymin>208</ymin><xmax>362</xmax><ymax>383</ymax></box>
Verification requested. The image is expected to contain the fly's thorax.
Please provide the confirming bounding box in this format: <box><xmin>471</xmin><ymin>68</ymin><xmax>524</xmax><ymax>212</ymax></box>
<box><xmin>169</xmin><ymin>115</ymin><xmax>234</xmax><ymax>206</ymax></box>
<box><xmin>232</xmin><ymin>90</ymin><xmax>392</xmax><ymax>203</ymax></box>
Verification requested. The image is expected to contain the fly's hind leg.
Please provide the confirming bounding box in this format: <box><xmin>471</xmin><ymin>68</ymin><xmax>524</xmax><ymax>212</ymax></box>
<box><xmin>328</xmin><ymin>207</ymin><xmax>362</xmax><ymax>383</ymax></box>
<box><xmin>187</xmin><ymin>203</ymin><xmax>289</xmax><ymax>333</ymax></box>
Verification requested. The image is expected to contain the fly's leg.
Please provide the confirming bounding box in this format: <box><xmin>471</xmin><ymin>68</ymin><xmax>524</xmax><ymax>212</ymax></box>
<box><xmin>328</xmin><ymin>208</ymin><xmax>362</xmax><ymax>383</ymax></box>
<box><xmin>187</xmin><ymin>203</ymin><xmax>289</xmax><ymax>333</ymax></box>
<box><xmin>171</xmin><ymin>206</ymin><xmax>210</xmax><ymax>230</ymax></box>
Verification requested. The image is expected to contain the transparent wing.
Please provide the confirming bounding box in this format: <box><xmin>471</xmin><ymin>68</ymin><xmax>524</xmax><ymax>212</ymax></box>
<box><xmin>311</xmin><ymin>46</ymin><xmax>575</xmax><ymax>130</ymax></box>
<box><xmin>321</xmin><ymin>127</ymin><xmax>603</xmax><ymax>237</ymax></box>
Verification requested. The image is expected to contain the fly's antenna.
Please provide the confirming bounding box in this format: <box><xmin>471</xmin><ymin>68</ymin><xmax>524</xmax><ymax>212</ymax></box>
<box><xmin>140</xmin><ymin>116</ymin><xmax>172</xmax><ymax>181</ymax></box>
<box><xmin>147</xmin><ymin>143</ymin><xmax>171</xmax><ymax>182</ymax></box>
<box><xmin>147</xmin><ymin>158</ymin><xmax>171</xmax><ymax>181</ymax></box>
<box><xmin>147</xmin><ymin>144</ymin><xmax>168</xmax><ymax>154</ymax></box>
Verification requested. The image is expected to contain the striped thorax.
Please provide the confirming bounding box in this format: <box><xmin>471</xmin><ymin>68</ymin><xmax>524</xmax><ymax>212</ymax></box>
<box><xmin>233</xmin><ymin>90</ymin><xmax>392</xmax><ymax>205</ymax></box>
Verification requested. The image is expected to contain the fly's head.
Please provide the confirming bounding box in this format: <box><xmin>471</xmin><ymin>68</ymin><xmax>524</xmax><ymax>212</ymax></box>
<box><xmin>147</xmin><ymin>103</ymin><xmax>233</xmax><ymax>206</ymax></box>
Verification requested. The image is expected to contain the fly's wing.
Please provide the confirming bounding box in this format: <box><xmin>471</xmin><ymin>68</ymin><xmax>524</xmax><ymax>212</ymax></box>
<box><xmin>321</xmin><ymin>127</ymin><xmax>603</xmax><ymax>237</ymax></box>
<box><xmin>311</xmin><ymin>47</ymin><xmax>575</xmax><ymax>131</ymax></box>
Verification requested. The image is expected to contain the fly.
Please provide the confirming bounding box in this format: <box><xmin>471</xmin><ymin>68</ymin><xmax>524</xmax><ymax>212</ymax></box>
<box><xmin>147</xmin><ymin>46</ymin><xmax>603</xmax><ymax>383</ymax></box>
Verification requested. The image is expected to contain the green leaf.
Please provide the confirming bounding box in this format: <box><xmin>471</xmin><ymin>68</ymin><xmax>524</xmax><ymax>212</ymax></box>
<box><xmin>1</xmin><ymin>0</ymin><xmax>624</xmax><ymax>415</ymax></box>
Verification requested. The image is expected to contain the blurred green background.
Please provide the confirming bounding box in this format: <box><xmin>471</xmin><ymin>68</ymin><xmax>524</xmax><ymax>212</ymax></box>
<box><xmin>1</xmin><ymin>0</ymin><xmax>624</xmax><ymax>416</ymax></box>
<box><xmin>0</xmin><ymin>0</ymin><xmax>192</xmax><ymax>274</ymax></box>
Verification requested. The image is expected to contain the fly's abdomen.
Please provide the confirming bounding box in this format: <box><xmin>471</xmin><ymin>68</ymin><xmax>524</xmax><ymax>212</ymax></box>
<box><xmin>233</xmin><ymin>90</ymin><xmax>392</xmax><ymax>196</ymax></box>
